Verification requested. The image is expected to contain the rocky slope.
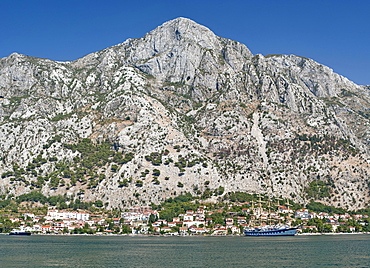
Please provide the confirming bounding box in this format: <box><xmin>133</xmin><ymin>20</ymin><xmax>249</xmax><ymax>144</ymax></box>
<box><xmin>0</xmin><ymin>17</ymin><xmax>369</xmax><ymax>210</ymax></box>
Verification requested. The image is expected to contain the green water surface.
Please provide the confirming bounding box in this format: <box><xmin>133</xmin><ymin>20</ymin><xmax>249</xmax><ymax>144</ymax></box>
<box><xmin>0</xmin><ymin>234</ymin><xmax>369</xmax><ymax>267</ymax></box>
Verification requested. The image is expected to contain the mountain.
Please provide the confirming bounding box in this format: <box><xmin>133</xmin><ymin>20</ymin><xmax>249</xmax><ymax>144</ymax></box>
<box><xmin>0</xmin><ymin>17</ymin><xmax>369</xmax><ymax>210</ymax></box>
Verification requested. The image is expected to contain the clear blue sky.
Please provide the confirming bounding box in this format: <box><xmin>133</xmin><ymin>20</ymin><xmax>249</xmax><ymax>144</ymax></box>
<box><xmin>1</xmin><ymin>0</ymin><xmax>369</xmax><ymax>85</ymax></box>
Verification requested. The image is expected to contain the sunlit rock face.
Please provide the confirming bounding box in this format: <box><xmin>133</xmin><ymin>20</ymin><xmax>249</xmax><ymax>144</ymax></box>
<box><xmin>0</xmin><ymin>17</ymin><xmax>369</xmax><ymax>210</ymax></box>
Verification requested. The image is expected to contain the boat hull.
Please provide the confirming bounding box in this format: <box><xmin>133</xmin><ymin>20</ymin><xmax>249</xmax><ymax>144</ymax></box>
<box><xmin>9</xmin><ymin>231</ymin><xmax>31</xmax><ymax>236</ymax></box>
<box><xmin>244</xmin><ymin>227</ymin><xmax>297</xmax><ymax>236</ymax></box>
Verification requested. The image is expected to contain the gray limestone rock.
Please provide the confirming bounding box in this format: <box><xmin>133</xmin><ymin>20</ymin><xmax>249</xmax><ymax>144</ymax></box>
<box><xmin>0</xmin><ymin>17</ymin><xmax>369</xmax><ymax>210</ymax></box>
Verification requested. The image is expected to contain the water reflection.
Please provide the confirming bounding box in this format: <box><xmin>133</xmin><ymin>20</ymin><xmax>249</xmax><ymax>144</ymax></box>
<box><xmin>0</xmin><ymin>235</ymin><xmax>369</xmax><ymax>267</ymax></box>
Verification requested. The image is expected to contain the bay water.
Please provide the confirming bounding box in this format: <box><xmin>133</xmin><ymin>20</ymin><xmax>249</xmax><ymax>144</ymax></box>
<box><xmin>0</xmin><ymin>234</ymin><xmax>369</xmax><ymax>267</ymax></box>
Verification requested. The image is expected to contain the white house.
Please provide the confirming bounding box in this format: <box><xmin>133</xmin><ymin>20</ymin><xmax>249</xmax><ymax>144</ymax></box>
<box><xmin>46</xmin><ymin>210</ymin><xmax>90</xmax><ymax>221</ymax></box>
<box><xmin>183</xmin><ymin>214</ymin><xmax>194</xmax><ymax>221</ymax></box>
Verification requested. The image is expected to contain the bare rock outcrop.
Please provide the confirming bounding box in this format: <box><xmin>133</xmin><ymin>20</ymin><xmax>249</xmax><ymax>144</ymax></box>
<box><xmin>0</xmin><ymin>18</ymin><xmax>369</xmax><ymax>210</ymax></box>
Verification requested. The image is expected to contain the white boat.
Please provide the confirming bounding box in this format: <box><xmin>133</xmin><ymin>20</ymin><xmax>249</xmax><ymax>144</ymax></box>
<box><xmin>9</xmin><ymin>228</ymin><xmax>31</xmax><ymax>236</ymax></box>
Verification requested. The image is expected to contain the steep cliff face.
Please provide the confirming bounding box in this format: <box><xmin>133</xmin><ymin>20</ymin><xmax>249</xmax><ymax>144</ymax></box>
<box><xmin>0</xmin><ymin>18</ymin><xmax>369</xmax><ymax>210</ymax></box>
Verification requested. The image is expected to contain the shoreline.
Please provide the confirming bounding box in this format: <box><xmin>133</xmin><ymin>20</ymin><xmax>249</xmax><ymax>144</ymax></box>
<box><xmin>2</xmin><ymin>232</ymin><xmax>369</xmax><ymax>237</ymax></box>
<box><xmin>297</xmin><ymin>232</ymin><xmax>369</xmax><ymax>236</ymax></box>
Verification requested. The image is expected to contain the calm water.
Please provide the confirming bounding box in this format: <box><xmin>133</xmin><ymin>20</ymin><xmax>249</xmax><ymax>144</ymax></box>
<box><xmin>0</xmin><ymin>234</ymin><xmax>369</xmax><ymax>267</ymax></box>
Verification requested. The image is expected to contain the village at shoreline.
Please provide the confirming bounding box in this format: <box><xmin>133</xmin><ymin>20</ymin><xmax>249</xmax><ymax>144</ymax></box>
<box><xmin>2</xmin><ymin>203</ymin><xmax>369</xmax><ymax>236</ymax></box>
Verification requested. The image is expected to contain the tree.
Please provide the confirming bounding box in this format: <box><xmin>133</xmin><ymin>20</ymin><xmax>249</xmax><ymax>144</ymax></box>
<box><xmin>58</xmin><ymin>202</ymin><xmax>68</xmax><ymax>209</ymax></box>
<box><xmin>111</xmin><ymin>164</ymin><xmax>119</xmax><ymax>172</ymax></box>
<box><xmin>323</xmin><ymin>224</ymin><xmax>332</xmax><ymax>233</ymax></box>
<box><xmin>215</xmin><ymin>186</ymin><xmax>224</xmax><ymax>196</ymax></box>
<box><xmin>118</xmin><ymin>179</ymin><xmax>129</xmax><ymax>187</ymax></box>
<box><xmin>159</xmin><ymin>209</ymin><xmax>177</xmax><ymax>222</ymax></box>
<box><xmin>95</xmin><ymin>200</ymin><xmax>104</xmax><ymax>207</ymax></box>
<box><xmin>121</xmin><ymin>224</ymin><xmax>131</xmax><ymax>234</ymax></box>
<box><xmin>148</xmin><ymin>214</ymin><xmax>158</xmax><ymax>224</ymax></box>
<box><xmin>152</xmin><ymin>169</ymin><xmax>161</xmax><ymax>176</ymax></box>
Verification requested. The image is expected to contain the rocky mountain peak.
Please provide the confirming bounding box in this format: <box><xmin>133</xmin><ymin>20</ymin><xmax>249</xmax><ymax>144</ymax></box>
<box><xmin>73</xmin><ymin>17</ymin><xmax>253</xmax><ymax>91</ymax></box>
<box><xmin>144</xmin><ymin>17</ymin><xmax>220</xmax><ymax>50</ymax></box>
<box><xmin>0</xmin><ymin>18</ymin><xmax>369</xmax><ymax>211</ymax></box>
<box><xmin>109</xmin><ymin>17</ymin><xmax>252</xmax><ymax>93</ymax></box>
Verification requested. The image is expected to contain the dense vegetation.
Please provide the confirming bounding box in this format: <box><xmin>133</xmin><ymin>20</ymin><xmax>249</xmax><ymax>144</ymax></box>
<box><xmin>305</xmin><ymin>180</ymin><xmax>333</xmax><ymax>200</ymax></box>
<box><xmin>152</xmin><ymin>192</ymin><xmax>198</xmax><ymax>221</ymax></box>
<box><xmin>0</xmin><ymin>191</ymin><xmax>104</xmax><ymax>212</ymax></box>
<box><xmin>306</xmin><ymin>201</ymin><xmax>347</xmax><ymax>214</ymax></box>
